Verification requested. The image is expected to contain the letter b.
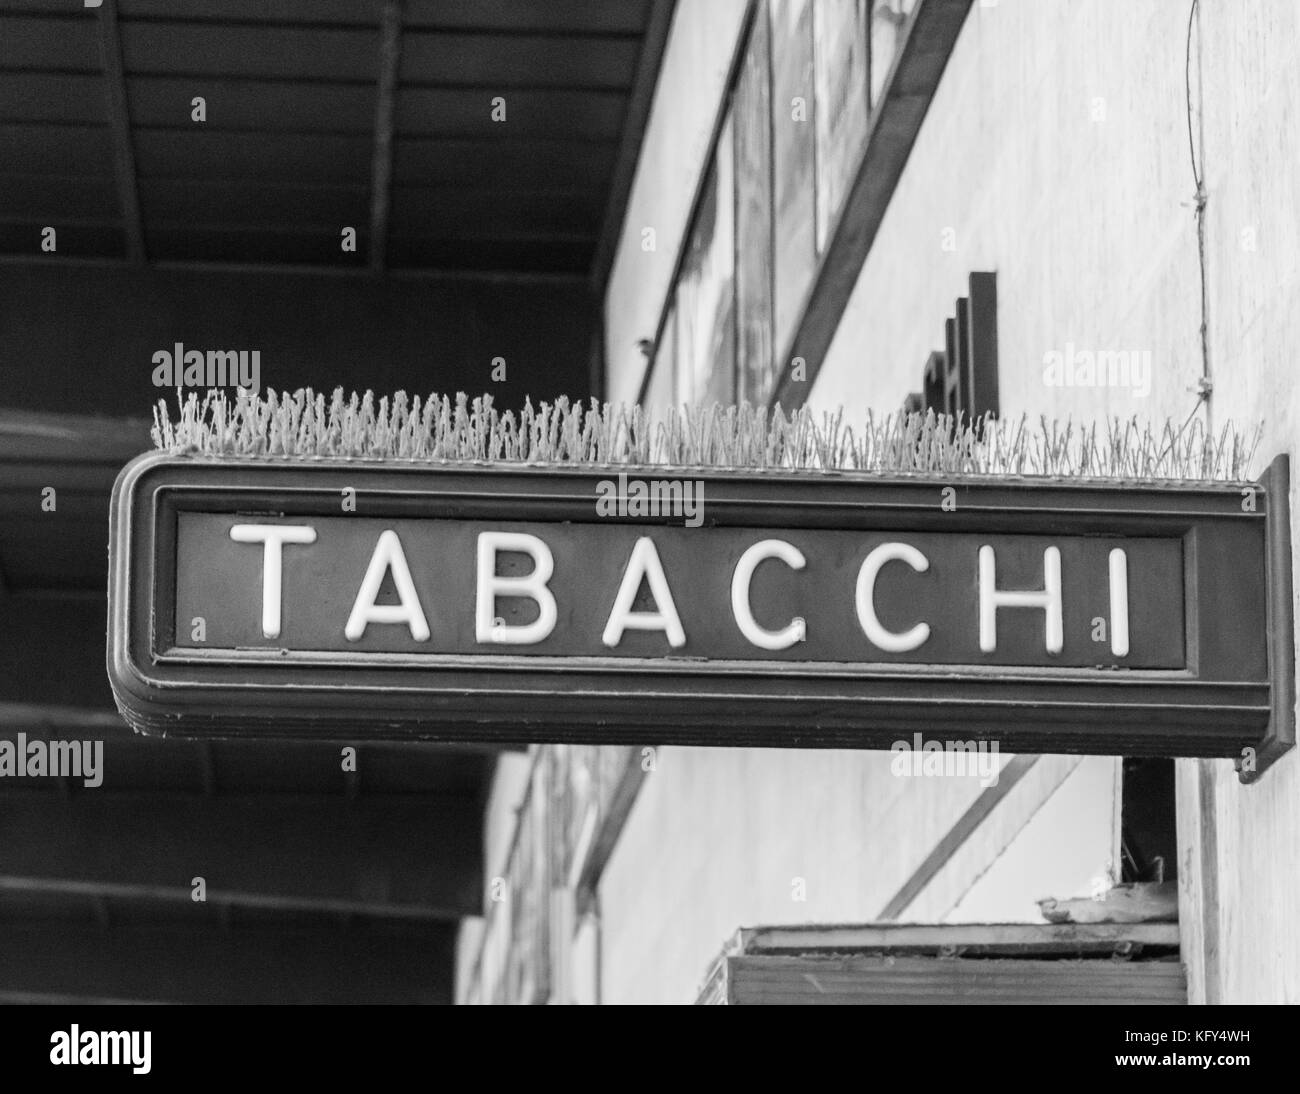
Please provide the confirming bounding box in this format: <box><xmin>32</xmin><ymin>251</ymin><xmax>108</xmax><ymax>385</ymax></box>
<box><xmin>476</xmin><ymin>532</ymin><xmax>557</xmax><ymax>645</ymax></box>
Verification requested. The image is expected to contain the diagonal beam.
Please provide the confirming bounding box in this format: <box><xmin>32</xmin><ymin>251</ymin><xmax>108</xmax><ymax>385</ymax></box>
<box><xmin>369</xmin><ymin>0</ymin><xmax>403</xmax><ymax>274</ymax></box>
<box><xmin>95</xmin><ymin>1</ymin><xmax>146</xmax><ymax>265</ymax></box>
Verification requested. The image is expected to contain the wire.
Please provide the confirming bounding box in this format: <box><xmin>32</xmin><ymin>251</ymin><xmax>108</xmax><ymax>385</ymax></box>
<box><xmin>1184</xmin><ymin>0</ymin><xmax>1211</xmax><ymax>418</ymax></box>
<box><xmin>1185</xmin><ymin>0</ymin><xmax>1203</xmax><ymax>193</ymax></box>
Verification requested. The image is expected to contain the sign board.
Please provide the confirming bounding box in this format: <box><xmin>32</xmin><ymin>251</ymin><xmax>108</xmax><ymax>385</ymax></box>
<box><xmin>107</xmin><ymin>454</ymin><xmax>1293</xmax><ymax>773</ymax></box>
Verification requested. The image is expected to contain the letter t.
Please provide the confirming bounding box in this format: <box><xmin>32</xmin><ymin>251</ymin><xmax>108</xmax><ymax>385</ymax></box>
<box><xmin>229</xmin><ymin>524</ymin><xmax>318</xmax><ymax>639</ymax></box>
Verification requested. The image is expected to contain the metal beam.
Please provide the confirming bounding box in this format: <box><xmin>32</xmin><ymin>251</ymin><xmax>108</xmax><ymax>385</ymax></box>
<box><xmin>0</xmin><ymin>251</ymin><xmax>589</xmax><ymax>285</ymax></box>
<box><xmin>0</xmin><ymin>923</ymin><xmax>455</xmax><ymax>1004</ymax></box>
<box><xmin>0</xmin><ymin>792</ymin><xmax>483</xmax><ymax>919</ymax></box>
<box><xmin>369</xmin><ymin>0</ymin><xmax>403</xmax><ymax>273</ymax></box>
<box><xmin>0</xmin><ymin>263</ymin><xmax>597</xmax><ymax>424</ymax></box>
<box><xmin>0</xmin><ymin>409</ymin><xmax>152</xmax><ymax>467</ymax></box>
<box><xmin>95</xmin><ymin>0</ymin><xmax>146</xmax><ymax>265</ymax></box>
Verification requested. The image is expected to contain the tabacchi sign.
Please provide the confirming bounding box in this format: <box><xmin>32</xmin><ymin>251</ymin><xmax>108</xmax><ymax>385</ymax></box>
<box><xmin>107</xmin><ymin>454</ymin><xmax>1294</xmax><ymax>775</ymax></box>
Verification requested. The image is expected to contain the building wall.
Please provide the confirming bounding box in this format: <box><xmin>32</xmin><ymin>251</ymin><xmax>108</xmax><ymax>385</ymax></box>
<box><xmin>809</xmin><ymin>0</ymin><xmax>1300</xmax><ymax>1003</ymax></box>
<box><xmin>812</xmin><ymin>0</ymin><xmax>1202</xmax><ymax>419</ymax></box>
<box><xmin>462</xmin><ymin>0</ymin><xmax>1300</xmax><ymax>1005</ymax></box>
<box><xmin>1179</xmin><ymin>0</ymin><xmax>1300</xmax><ymax>1006</ymax></box>
<box><xmin>454</xmin><ymin>751</ymin><xmax>532</xmax><ymax>1002</ymax></box>
<box><xmin>598</xmin><ymin>746</ymin><xmax>1116</xmax><ymax>1004</ymax></box>
<box><xmin>604</xmin><ymin>0</ymin><xmax>752</xmax><ymax>406</ymax></box>
<box><xmin>586</xmin><ymin>0</ymin><xmax>1154</xmax><ymax>1006</ymax></box>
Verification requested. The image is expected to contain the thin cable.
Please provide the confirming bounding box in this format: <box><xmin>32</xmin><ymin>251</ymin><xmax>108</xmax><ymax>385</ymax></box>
<box><xmin>1185</xmin><ymin>0</ymin><xmax>1211</xmax><ymax>416</ymax></box>
<box><xmin>1185</xmin><ymin>0</ymin><xmax>1203</xmax><ymax>192</ymax></box>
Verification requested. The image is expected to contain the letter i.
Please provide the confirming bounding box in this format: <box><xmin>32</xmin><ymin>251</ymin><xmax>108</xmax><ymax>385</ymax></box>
<box><xmin>1108</xmin><ymin>548</ymin><xmax>1129</xmax><ymax>657</ymax></box>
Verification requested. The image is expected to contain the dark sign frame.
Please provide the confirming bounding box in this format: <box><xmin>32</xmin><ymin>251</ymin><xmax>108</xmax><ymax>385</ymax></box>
<box><xmin>107</xmin><ymin>453</ymin><xmax>1293</xmax><ymax>779</ymax></box>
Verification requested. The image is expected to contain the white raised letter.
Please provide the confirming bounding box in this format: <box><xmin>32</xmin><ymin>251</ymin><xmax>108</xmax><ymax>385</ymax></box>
<box><xmin>229</xmin><ymin>524</ymin><xmax>317</xmax><ymax>639</ymax></box>
<box><xmin>603</xmin><ymin>537</ymin><xmax>685</xmax><ymax>648</ymax></box>
<box><xmin>979</xmin><ymin>545</ymin><xmax>1063</xmax><ymax>654</ymax></box>
<box><xmin>732</xmin><ymin>539</ymin><xmax>806</xmax><ymax>650</ymax></box>
<box><xmin>475</xmin><ymin>532</ymin><xmax>557</xmax><ymax>644</ymax></box>
<box><xmin>345</xmin><ymin>530</ymin><xmax>430</xmax><ymax>641</ymax></box>
<box><xmin>856</xmin><ymin>542</ymin><xmax>931</xmax><ymax>652</ymax></box>
<box><xmin>1108</xmin><ymin>547</ymin><xmax>1130</xmax><ymax>657</ymax></box>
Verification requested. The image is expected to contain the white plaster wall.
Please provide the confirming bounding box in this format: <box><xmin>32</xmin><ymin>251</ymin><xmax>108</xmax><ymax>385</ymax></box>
<box><xmin>942</xmin><ymin>756</ymin><xmax>1120</xmax><ymax>923</ymax></box>
<box><xmin>604</xmin><ymin>0</ymin><xmax>752</xmax><ymax>405</ymax></box>
<box><xmin>571</xmin><ymin>0</ymin><xmax>1300</xmax><ymax>1007</ymax></box>
<box><xmin>597</xmin><ymin>743</ymin><xmax>1110</xmax><ymax>1004</ymax></box>
<box><xmin>593</xmin><ymin>0</ymin><xmax>1169</xmax><ymax>1006</ymax></box>
<box><xmin>1175</xmin><ymin>0</ymin><xmax>1300</xmax><ymax>1005</ymax></box>
<box><xmin>454</xmin><ymin>750</ymin><xmax>533</xmax><ymax>1002</ymax></box>
<box><xmin>806</xmin><ymin>0</ymin><xmax>1300</xmax><ymax>1002</ymax></box>
<box><xmin>812</xmin><ymin>0</ymin><xmax>1203</xmax><ymax>425</ymax></box>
